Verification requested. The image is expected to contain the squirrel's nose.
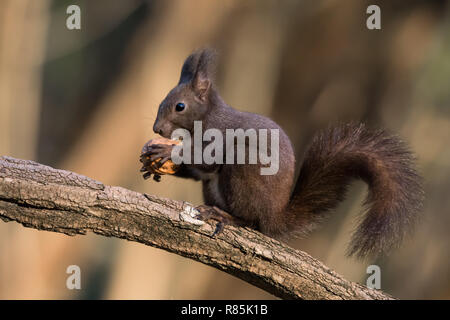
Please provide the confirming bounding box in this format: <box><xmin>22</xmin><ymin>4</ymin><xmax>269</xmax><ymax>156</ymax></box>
<box><xmin>153</xmin><ymin>122</ymin><xmax>163</xmax><ymax>136</ymax></box>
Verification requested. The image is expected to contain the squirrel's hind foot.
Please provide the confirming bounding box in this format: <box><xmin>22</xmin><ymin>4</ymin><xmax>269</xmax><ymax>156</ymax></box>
<box><xmin>194</xmin><ymin>205</ymin><xmax>247</xmax><ymax>237</ymax></box>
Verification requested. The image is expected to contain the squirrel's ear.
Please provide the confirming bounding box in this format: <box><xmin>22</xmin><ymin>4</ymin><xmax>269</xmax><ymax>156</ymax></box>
<box><xmin>178</xmin><ymin>52</ymin><xmax>200</xmax><ymax>84</ymax></box>
<box><xmin>191</xmin><ymin>48</ymin><xmax>217</xmax><ymax>100</ymax></box>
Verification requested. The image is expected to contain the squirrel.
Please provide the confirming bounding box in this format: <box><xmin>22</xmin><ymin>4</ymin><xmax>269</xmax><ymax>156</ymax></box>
<box><xmin>140</xmin><ymin>48</ymin><xmax>424</xmax><ymax>258</ymax></box>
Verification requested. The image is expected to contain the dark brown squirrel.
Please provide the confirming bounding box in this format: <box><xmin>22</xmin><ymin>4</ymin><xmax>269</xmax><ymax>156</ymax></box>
<box><xmin>140</xmin><ymin>48</ymin><xmax>424</xmax><ymax>258</ymax></box>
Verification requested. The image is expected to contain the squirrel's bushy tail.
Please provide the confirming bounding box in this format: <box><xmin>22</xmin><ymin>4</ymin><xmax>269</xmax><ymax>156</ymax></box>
<box><xmin>287</xmin><ymin>123</ymin><xmax>423</xmax><ymax>258</ymax></box>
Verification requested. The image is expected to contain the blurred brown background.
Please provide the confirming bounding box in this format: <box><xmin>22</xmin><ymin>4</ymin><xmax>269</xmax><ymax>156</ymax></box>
<box><xmin>0</xmin><ymin>0</ymin><xmax>449</xmax><ymax>299</ymax></box>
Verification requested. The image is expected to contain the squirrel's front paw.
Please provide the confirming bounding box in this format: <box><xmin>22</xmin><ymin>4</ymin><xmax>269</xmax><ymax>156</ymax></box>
<box><xmin>139</xmin><ymin>148</ymin><xmax>163</xmax><ymax>181</ymax></box>
<box><xmin>139</xmin><ymin>140</ymin><xmax>180</xmax><ymax>181</ymax></box>
<box><xmin>142</xmin><ymin>144</ymin><xmax>174</xmax><ymax>165</ymax></box>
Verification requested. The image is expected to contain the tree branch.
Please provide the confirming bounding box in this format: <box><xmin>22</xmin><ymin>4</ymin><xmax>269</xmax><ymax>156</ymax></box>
<box><xmin>0</xmin><ymin>156</ymin><xmax>392</xmax><ymax>300</ymax></box>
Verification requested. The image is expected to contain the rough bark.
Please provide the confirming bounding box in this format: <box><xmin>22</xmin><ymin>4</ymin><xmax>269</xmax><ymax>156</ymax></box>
<box><xmin>0</xmin><ymin>156</ymin><xmax>392</xmax><ymax>300</ymax></box>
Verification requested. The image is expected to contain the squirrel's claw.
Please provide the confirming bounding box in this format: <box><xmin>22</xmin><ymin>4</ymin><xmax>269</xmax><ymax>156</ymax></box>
<box><xmin>211</xmin><ymin>221</ymin><xmax>224</xmax><ymax>237</ymax></box>
<box><xmin>142</xmin><ymin>171</ymin><xmax>152</xmax><ymax>180</ymax></box>
<box><xmin>194</xmin><ymin>205</ymin><xmax>247</xmax><ymax>237</ymax></box>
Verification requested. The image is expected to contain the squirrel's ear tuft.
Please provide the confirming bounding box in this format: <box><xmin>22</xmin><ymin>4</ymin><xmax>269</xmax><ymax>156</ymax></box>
<box><xmin>179</xmin><ymin>48</ymin><xmax>217</xmax><ymax>100</ymax></box>
<box><xmin>192</xmin><ymin>48</ymin><xmax>217</xmax><ymax>100</ymax></box>
<box><xmin>178</xmin><ymin>51</ymin><xmax>201</xmax><ymax>84</ymax></box>
<box><xmin>178</xmin><ymin>48</ymin><xmax>217</xmax><ymax>85</ymax></box>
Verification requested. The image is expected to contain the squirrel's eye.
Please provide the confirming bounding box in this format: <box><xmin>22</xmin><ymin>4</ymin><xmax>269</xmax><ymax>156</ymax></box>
<box><xmin>175</xmin><ymin>102</ymin><xmax>185</xmax><ymax>112</ymax></box>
